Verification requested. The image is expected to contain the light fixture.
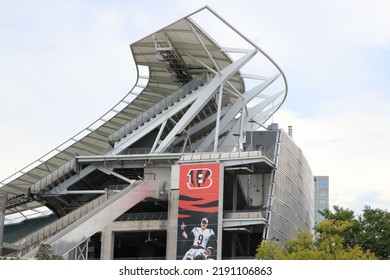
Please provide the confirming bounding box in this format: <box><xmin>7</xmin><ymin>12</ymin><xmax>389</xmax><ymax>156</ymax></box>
<box><xmin>154</xmin><ymin>52</ymin><xmax>165</xmax><ymax>62</ymax></box>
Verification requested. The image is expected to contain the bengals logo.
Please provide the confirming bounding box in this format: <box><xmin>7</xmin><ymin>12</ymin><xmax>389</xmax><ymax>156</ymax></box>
<box><xmin>186</xmin><ymin>168</ymin><xmax>212</xmax><ymax>189</ymax></box>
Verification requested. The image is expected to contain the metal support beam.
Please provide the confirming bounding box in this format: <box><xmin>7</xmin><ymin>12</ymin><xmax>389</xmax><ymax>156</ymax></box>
<box><xmin>151</xmin><ymin>121</ymin><xmax>167</xmax><ymax>153</ymax></box>
<box><xmin>188</xmin><ymin>22</ymin><xmax>221</xmax><ymax>74</ymax></box>
<box><xmin>97</xmin><ymin>167</ymin><xmax>135</xmax><ymax>184</ymax></box>
<box><xmin>74</xmin><ymin>239</ymin><xmax>89</xmax><ymax>260</ymax></box>
<box><xmin>199</xmin><ymin>73</ymin><xmax>281</xmax><ymax>152</ymax></box>
<box><xmin>23</xmin><ymin>180</ymin><xmax>162</xmax><ymax>258</ymax></box>
<box><xmin>155</xmin><ymin>49</ymin><xmax>258</xmax><ymax>153</ymax></box>
<box><xmin>111</xmin><ymin>83</ymin><xmax>205</xmax><ymax>154</ymax></box>
<box><xmin>214</xmin><ymin>85</ymin><xmax>224</xmax><ymax>152</ymax></box>
<box><xmin>49</xmin><ymin>163</ymin><xmax>98</xmax><ymax>195</ymax></box>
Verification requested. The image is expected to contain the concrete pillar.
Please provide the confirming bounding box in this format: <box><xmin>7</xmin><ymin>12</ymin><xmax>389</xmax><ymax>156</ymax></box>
<box><xmin>100</xmin><ymin>226</ymin><xmax>114</xmax><ymax>260</ymax></box>
<box><xmin>0</xmin><ymin>191</ymin><xmax>8</xmax><ymax>256</ymax></box>
<box><xmin>166</xmin><ymin>189</ymin><xmax>179</xmax><ymax>260</ymax></box>
<box><xmin>217</xmin><ymin>163</ymin><xmax>224</xmax><ymax>260</ymax></box>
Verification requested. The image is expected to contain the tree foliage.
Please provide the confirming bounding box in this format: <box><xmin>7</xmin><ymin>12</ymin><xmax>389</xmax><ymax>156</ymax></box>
<box><xmin>256</xmin><ymin>204</ymin><xmax>388</xmax><ymax>260</ymax></box>
<box><xmin>315</xmin><ymin>218</ymin><xmax>376</xmax><ymax>260</ymax></box>
<box><xmin>319</xmin><ymin>205</ymin><xmax>389</xmax><ymax>259</ymax></box>
<box><xmin>255</xmin><ymin>229</ymin><xmax>376</xmax><ymax>260</ymax></box>
<box><xmin>34</xmin><ymin>244</ymin><xmax>64</xmax><ymax>260</ymax></box>
<box><xmin>317</xmin><ymin>205</ymin><xmax>361</xmax><ymax>248</ymax></box>
<box><xmin>357</xmin><ymin>205</ymin><xmax>390</xmax><ymax>259</ymax></box>
<box><xmin>284</xmin><ymin>231</ymin><xmax>323</xmax><ymax>260</ymax></box>
<box><xmin>0</xmin><ymin>256</ymin><xmax>20</xmax><ymax>260</ymax></box>
<box><xmin>254</xmin><ymin>239</ymin><xmax>286</xmax><ymax>260</ymax></box>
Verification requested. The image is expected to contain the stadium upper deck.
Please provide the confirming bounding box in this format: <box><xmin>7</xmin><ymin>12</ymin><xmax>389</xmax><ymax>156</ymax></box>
<box><xmin>0</xmin><ymin>6</ymin><xmax>287</xmax><ymax>221</ymax></box>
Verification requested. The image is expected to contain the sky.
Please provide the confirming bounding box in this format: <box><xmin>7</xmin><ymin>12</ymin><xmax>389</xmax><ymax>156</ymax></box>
<box><xmin>1</xmin><ymin>0</ymin><xmax>389</xmax><ymax>215</ymax></box>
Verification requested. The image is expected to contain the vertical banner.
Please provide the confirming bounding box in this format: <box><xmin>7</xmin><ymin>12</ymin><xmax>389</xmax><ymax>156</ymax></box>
<box><xmin>176</xmin><ymin>163</ymin><xmax>221</xmax><ymax>260</ymax></box>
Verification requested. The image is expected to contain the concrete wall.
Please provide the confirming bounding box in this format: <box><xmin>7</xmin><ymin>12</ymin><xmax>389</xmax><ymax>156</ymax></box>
<box><xmin>144</xmin><ymin>166</ymin><xmax>172</xmax><ymax>188</ymax></box>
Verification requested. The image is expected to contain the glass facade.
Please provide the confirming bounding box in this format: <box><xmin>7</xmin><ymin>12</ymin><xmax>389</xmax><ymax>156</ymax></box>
<box><xmin>319</xmin><ymin>179</ymin><xmax>327</xmax><ymax>189</ymax></box>
<box><xmin>313</xmin><ymin>176</ymin><xmax>329</xmax><ymax>226</ymax></box>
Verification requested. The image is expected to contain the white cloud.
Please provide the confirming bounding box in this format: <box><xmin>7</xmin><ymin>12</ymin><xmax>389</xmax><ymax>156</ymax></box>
<box><xmin>274</xmin><ymin>88</ymin><xmax>390</xmax><ymax>213</ymax></box>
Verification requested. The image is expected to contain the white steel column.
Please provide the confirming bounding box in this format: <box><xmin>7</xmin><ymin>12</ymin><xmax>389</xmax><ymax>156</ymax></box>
<box><xmin>150</xmin><ymin>120</ymin><xmax>167</xmax><ymax>153</ymax></box>
<box><xmin>199</xmin><ymin>74</ymin><xmax>281</xmax><ymax>152</ymax></box>
<box><xmin>155</xmin><ymin>49</ymin><xmax>257</xmax><ymax>153</ymax></box>
<box><xmin>213</xmin><ymin>85</ymin><xmax>224</xmax><ymax>152</ymax></box>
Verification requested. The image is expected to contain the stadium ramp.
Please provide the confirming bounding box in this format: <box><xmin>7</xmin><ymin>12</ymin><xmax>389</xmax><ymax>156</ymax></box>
<box><xmin>20</xmin><ymin>179</ymin><xmax>163</xmax><ymax>259</ymax></box>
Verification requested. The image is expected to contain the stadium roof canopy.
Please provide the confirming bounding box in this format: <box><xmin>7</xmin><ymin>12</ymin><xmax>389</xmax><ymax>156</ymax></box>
<box><xmin>0</xmin><ymin>6</ymin><xmax>287</xmax><ymax>217</ymax></box>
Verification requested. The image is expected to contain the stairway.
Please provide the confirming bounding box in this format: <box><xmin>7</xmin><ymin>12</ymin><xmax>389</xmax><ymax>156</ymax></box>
<box><xmin>108</xmin><ymin>73</ymin><xmax>208</xmax><ymax>145</ymax></box>
<box><xmin>19</xmin><ymin>179</ymin><xmax>164</xmax><ymax>258</ymax></box>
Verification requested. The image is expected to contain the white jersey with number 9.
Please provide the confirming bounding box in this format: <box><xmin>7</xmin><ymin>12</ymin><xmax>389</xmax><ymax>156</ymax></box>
<box><xmin>191</xmin><ymin>227</ymin><xmax>215</xmax><ymax>248</ymax></box>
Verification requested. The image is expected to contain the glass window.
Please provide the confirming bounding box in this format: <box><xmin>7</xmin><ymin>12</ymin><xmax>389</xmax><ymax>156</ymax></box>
<box><xmin>319</xmin><ymin>192</ymin><xmax>326</xmax><ymax>197</ymax></box>
<box><xmin>319</xmin><ymin>199</ymin><xmax>326</xmax><ymax>205</ymax></box>
<box><xmin>319</xmin><ymin>179</ymin><xmax>327</xmax><ymax>189</ymax></box>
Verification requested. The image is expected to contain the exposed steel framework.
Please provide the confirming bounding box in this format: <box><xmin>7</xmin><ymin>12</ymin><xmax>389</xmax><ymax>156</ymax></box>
<box><xmin>0</xmin><ymin>6</ymin><xmax>287</xmax><ymax>224</ymax></box>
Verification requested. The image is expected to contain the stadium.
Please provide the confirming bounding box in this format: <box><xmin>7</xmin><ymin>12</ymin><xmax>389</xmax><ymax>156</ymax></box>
<box><xmin>0</xmin><ymin>6</ymin><xmax>313</xmax><ymax>260</ymax></box>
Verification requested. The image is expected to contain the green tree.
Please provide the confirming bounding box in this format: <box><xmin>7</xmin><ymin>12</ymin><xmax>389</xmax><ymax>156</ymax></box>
<box><xmin>34</xmin><ymin>244</ymin><xmax>64</xmax><ymax>260</ymax></box>
<box><xmin>255</xmin><ymin>239</ymin><xmax>286</xmax><ymax>260</ymax></box>
<box><xmin>255</xmin><ymin>219</ymin><xmax>377</xmax><ymax>260</ymax></box>
<box><xmin>315</xmin><ymin>219</ymin><xmax>376</xmax><ymax>260</ymax></box>
<box><xmin>284</xmin><ymin>231</ymin><xmax>323</xmax><ymax>260</ymax></box>
<box><xmin>318</xmin><ymin>205</ymin><xmax>361</xmax><ymax>248</ymax></box>
<box><xmin>0</xmin><ymin>256</ymin><xmax>20</xmax><ymax>260</ymax></box>
<box><xmin>319</xmin><ymin>205</ymin><xmax>390</xmax><ymax>259</ymax></box>
<box><xmin>357</xmin><ymin>205</ymin><xmax>390</xmax><ymax>259</ymax></box>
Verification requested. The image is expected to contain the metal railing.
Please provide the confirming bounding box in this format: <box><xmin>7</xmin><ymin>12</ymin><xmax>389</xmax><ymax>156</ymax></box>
<box><xmin>30</xmin><ymin>158</ymin><xmax>77</xmax><ymax>193</ymax></box>
<box><xmin>116</xmin><ymin>212</ymin><xmax>168</xmax><ymax>222</ymax></box>
<box><xmin>18</xmin><ymin>188</ymin><xmax>116</xmax><ymax>254</ymax></box>
<box><xmin>223</xmin><ymin>210</ymin><xmax>267</xmax><ymax>220</ymax></box>
<box><xmin>180</xmin><ymin>150</ymin><xmax>265</xmax><ymax>161</ymax></box>
<box><xmin>108</xmin><ymin>72</ymin><xmax>208</xmax><ymax>144</ymax></box>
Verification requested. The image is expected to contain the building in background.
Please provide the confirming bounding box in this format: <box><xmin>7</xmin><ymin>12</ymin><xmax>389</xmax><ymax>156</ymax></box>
<box><xmin>0</xmin><ymin>7</ymin><xmax>313</xmax><ymax>260</ymax></box>
<box><xmin>313</xmin><ymin>176</ymin><xmax>330</xmax><ymax>225</ymax></box>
